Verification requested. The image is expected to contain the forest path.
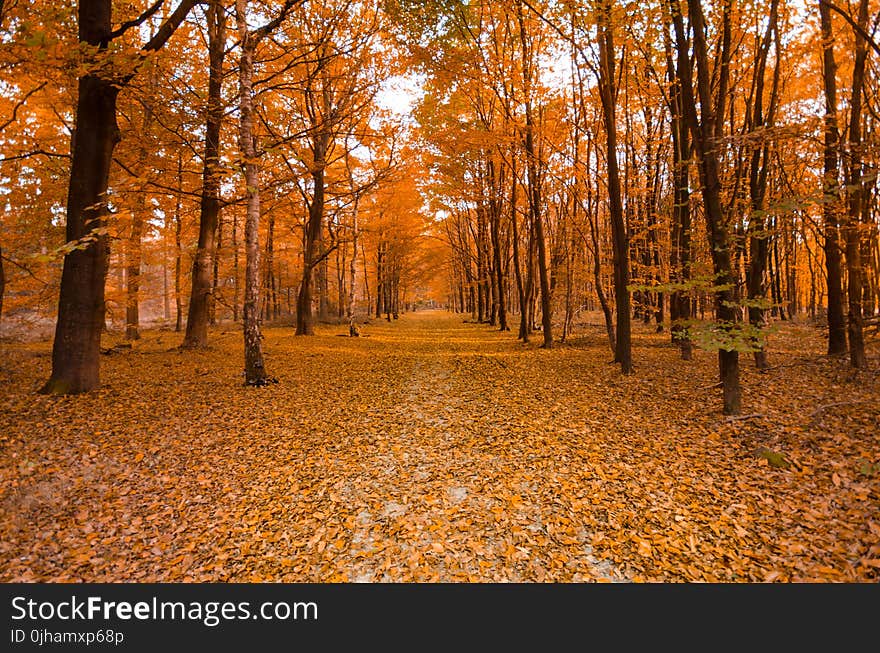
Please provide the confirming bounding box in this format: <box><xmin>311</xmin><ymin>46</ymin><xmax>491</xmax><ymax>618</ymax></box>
<box><xmin>2</xmin><ymin>311</ymin><xmax>879</xmax><ymax>581</ymax></box>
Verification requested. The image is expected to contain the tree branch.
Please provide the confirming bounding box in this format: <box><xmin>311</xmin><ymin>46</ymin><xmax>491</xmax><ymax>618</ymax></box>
<box><xmin>821</xmin><ymin>0</ymin><xmax>880</xmax><ymax>56</ymax></box>
<box><xmin>108</xmin><ymin>0</ymin><xmax>166</xmax><ymax>41</ymax></box>
<box><xmin>0</xmin><ymin>81</ymin><xmax>47</xmax><ymax>134</ymax></box>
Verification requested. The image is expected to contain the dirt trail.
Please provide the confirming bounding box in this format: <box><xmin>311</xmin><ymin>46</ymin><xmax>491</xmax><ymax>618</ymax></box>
<box><xmin>340</xmin><ymin>312</ymin><xmax>628</xmax><ymax>582</ymax></box>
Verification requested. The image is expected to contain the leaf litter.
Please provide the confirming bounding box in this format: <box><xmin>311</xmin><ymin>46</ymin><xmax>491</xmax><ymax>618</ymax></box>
<box><xmin>1</xmin><ymin>312</ymin><xmax>878</xmax><ymax>582</ymax></box>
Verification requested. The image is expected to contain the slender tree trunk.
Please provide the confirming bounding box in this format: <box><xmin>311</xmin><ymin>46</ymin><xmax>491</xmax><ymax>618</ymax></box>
<box><xmin>0</xmin><ymin>244</ymin><xmax>5</xmax><ymax>324</ymax></box>
<box><xmin>211</xmin><ymin>213</ymin><xmax>222</xmax><ymax>324</ymax></box>
<box><xmin>264</xmin><ymin>211</ymin><xmax>275</xmax><ymax>321</ymax></box>
<box><xmin>232</xmin><ymin>211</ymin><xmax>239</xmax><ymax>322</ymax></box>
<box><xmin>125</xmin><ymin>186</ymin><xmax>143</xmax><ymax>340</ymax></box>
<box><xmin>174</xmin><ymin>155</ymin><xmax>183</xmax><ymax>332</ymax></box>
<box><xmin>125</xmin><ymin>62</ymin><xmax>158</xmax><ymax>341</ymax></box>
<box><xmin>511</xmin><ymin>165</ymin><xmax>528</xmax><ymax>342</ymax></box>
<box><xmin>819</xmin><ymin>0</ymin><xmax>847</xmax><ymax>355</ymax></box>
<box><xmin>665</xmin><ymin>9</ymin><xmax>693</xmax><ymax>360</ymax></box>
<box><xmin>673</xmin><ymin>0</ymin><xmax>741</xmax><ymax>414</ymax></box>
<box><xmin>844</xmin><ymin>0</ymin><xmax>869</xmax><ymax>368</ymax></box>
<box><xmin>348</xmin><ymin>200</ymin><xmax>359</xmax><ymax>335</ymax></box>
<box><xmin>183</xmin><ymin>0</ymin><xmax>225</xmax><ymax>348</ymax></box>
<box><xmin>236</xmin><ymin>1</ymin><xmax>268</xmax><ymax>385</ymax></box>
<box><xmin>296</xmin><ymin>134</ymin><xmax>328</xmax><ymax>336</ymax></box>
<box><xmin>746</xmin><ymin>0</ymin><xmax>779</xmax><ymax>369</ymax></box>
<box><xmin>517</xmin><ymin>2</ymin><xmax>552</xmax><ymax>348</ymax></box>
<box><xmin>598</xmin><ymin>1</ymin><xmax>632</xmax><ymax>373</ymax></box>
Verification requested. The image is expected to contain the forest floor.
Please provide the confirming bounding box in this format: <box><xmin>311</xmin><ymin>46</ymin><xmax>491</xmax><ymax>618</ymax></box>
<box><xmin>1</xmin><ymin>310</ymin><xmax>879</xmax><ymax>582</ymax></box>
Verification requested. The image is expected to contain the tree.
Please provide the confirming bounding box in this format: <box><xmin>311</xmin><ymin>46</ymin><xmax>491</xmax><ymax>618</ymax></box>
<box><xmin>234</xmin><ymin>0</ymin><xmax>301</xmax><ymax>385</ymax></box>
<box><xmin>818</xmin><ymin>0</ymin><xmax>847</xmax><ymax>356</ymax></box>
<box><xmin>40</xmin><ymin>0</ymin><xmax>199</xmax><ymax>395</ymax></box>
<box><xmin>182</xmin><ymin>0</ymin><xmax>226</xmax><ymax>349</ymax></box>
<box><xmin>596</xmin><ymin>0</ymin><xmax>632</xmax><ymax>373</ymax></box>
<box><xmin>670</xmin><ymin>0</ymin><xmax>742</xmax><ymax>414</ymax></box>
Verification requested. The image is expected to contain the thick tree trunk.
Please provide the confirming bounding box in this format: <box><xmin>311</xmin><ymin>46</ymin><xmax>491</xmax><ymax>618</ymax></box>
<box><xmin>182</xmin><ymin>0</ymin><xmax>225</xmax><ymax>349</ymax></box>
<box><xmin>39</xmin><ymin>0</ymin><xmax>197</xmax><ymax>394</ymax></box>
<box><xmin>40</xmin><ymin>3</ymin><xmax>118</xmax><ymax>394</ymax></box>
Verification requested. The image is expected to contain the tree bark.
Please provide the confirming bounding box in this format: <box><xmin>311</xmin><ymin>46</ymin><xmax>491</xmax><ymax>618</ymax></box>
<box><xmin>672</xmin><ymin>0</ymin><xmax>741</xmax><ymax>414</ymax></box>
<box><xmin>843</xmin><ymin>0</ymin><xmax>869</xmax><ymax>368</ymax></box>
<box><xmin>516</xmin><ymin>1</ymin><xmax>552</xmax><ymax>348</ymax></box>
<box><xmin>819</xmin><ymin>0</ymin><xmax>847</xmax><ymax>355</ymax></box>
<box><xmin>296</xmin><ymin>134</ymin><xmax>328</xmax><ymax>335</ymax></box>
<box><xmin>597</xmin><ymin>0</ymin><xmax>632</xmax><ymax>373</ymax></box>
<box><xmin>183</xmin><ymin>0</ymin><xmax>226</xmax><ymax>349</ymax></box>
<box><xmin>40</xmin><ymin>1</ymin><xmax>118</xmax><ymax>394</ymax></box>
<box><xmin>746</xmin><ymin>0</ymin><xmax>780</xmax><ymax>370</ymax></box>
<box><xmin>236</xmin><ymin>0</ymin><xmax>269</xmax><ymax>385</ymax></box>
<box><xmin>39</xmin><ymin>0</ymin><xmax>197</xmax><ymax>394</ymax></box>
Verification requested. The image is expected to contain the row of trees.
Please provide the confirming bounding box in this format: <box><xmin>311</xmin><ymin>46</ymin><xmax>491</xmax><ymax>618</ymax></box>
<box><xmin>0</xmin><ymin>1</ymin><xmax>441</xmax><ymax>390</ymax></box>
<box><xmin>405</xmin><ymin>0</ymin><xmax>879</xmax><ymax>413</ymax></box>
<box><xmin>1</xmin><ymin>0</ymin><xmax>877</xmax><ymax>413</ymax></box>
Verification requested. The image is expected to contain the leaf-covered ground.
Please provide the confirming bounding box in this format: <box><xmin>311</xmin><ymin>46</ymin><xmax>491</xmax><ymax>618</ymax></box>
<box><xmin>1</xmin><ymin>311</ymin><xmax>879</xmax><ymax>582</ymax></box>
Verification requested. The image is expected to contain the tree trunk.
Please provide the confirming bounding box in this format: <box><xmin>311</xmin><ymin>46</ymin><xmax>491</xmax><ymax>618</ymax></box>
<box><xmin>174</xmin><ymin>154</ymin><xmax>183</xmax><ymax>332</ymax></box>
<box><xmin>673</xmin><ymin>0</ymin><xmax>741</xmax><ymax>414</ymax></box>
<box><xmin>348</xmin><ymin>198</ymin><xmax>359</xmax><ymax>335</ymax></box>
<box><xmin>746</xmin><ymin>0</ymin><xmax>780</xmax><ymax>370</ymax></box>
<box><xmin>236</xmin><ymin>2</ymin><xmax>269</xmax><ymax>385</ymax></box>
<box><xmin>818</xmin><ymin>0</ymin><xmax>847</xmax><ymax>355</ymax></box>
<box><xmin>40</xmin><ymin>3</ymin><xmax>119</xmax><ymax>394</ymax></box>
<box><xmin>296</xmin><ymin>134</ymin><xmax>328</xmax><ymax>336</ymax></box>
<box><xmin>39</xmin><ymin>0</ymin><xmax>197</xmax><ymax>394</ymax></box>
<box><xmin>182</xmin><ymin>0</ymin><xmax>225</xmax><ymax>349</ymax></box>
<box><xmin>598</xmin><ymin>1</ymin><xmax>632</xmax><ymax>373</ymax></box>
<box><xmin>489</xmin><ymin>160</ymin><xmax>509</xmax><ymax>331</ymax></box>
<box><xmin>844</xmin><ymin>0</ymin><xmax>869</xmax><ymax>369</ymax></box>
<box><xmin>0</xmin><ymin>243</ymin><xmax>5</xmax><ymax>324</ymax></box>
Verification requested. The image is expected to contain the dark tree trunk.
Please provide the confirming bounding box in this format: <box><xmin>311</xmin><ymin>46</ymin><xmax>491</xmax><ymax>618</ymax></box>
<box><xmin>665</xmin><ymin>6</ymin><xmax>693</xmax><ymax>360</ymax></box>
<box><xmin>183</xmin><ymin>0</ymin><xmax>225</xmax><ymax>349</ymax></box>
<box><xmin>39</xmin><ymin>0</ymin><xmax>197</xmax><ymax>393</ymax></box>
<box><xmin>746</xmin><ymin>0</ymin><xmax>779</xmax><ymax>370</ymax></box>
<box><xmin>40</xmin><ymin>3</ymin><xmax>118</xmax><ymax>394</ymax></box>
<box><xmin>125</xmin><ymin>196</ymin><xmax>143</xmax><ymax>340</ymax></box>
<box><xmin>673</xmin><ymin>0</ymin><xmax>741</xmax><ymax>414</ymax></box>
<box><xmin>517</xmin><ymin>2</ymin><xmax>552</xmax><ymax>348</ymax></box>
<box><xmin>844</xmin><ymin>0</ymin><xmax>869</xmax><ymax>369</ymax></box>
<box><xmin>598</xmin><ymin>1</ymin><xmax>632</xmax><ymax>372</ymax></box>
<box><xmin>296</xmin><ymin>135</ymin><xmax>328</xmax><ymax>336</ymax></box>
<box><xmin>818</xmin><ymin>0</ymin><xmax>847</xmax><ymax>355</ymax></box>
<box><xmin>174</xmin><ymin>154</ymin><xmax>183</xmax><ymax>332</ymax></box>
<box><xmin>0</xmin><ymin>243</ymin><xmax>5</xmax><ymax>324</ymax></box>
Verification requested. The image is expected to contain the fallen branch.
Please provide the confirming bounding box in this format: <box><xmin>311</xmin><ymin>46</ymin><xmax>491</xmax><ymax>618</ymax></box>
<box><xmin>809</xmin><ymin>400</ymin><xmax>872</xmax><ymax>418</ymax></box>
<box><xmin>724</xmin><ymin>413</ymin><xmax>764</xmax><ymax>423</ymax></box>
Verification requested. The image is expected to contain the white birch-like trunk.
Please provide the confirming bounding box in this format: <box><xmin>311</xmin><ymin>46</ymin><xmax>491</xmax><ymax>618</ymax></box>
<box><xmin>236</xmin><ymin>0</ymin><xmax>268</xmax><ymax>385</ymax></box>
